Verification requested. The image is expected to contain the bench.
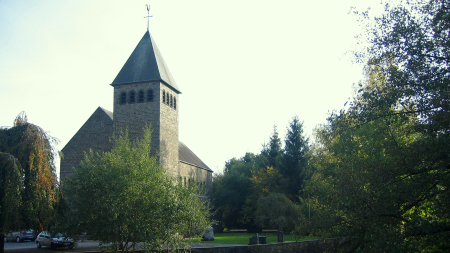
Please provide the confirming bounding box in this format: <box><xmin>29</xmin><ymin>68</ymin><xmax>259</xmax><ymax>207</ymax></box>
<box><xmin>229</xmin><ymin>229</ymin><xmax>247</xmax><ymax>234</ymax></box>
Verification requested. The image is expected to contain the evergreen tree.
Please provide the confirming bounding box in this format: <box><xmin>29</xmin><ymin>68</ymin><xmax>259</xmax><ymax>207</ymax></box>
<box><xmin>283</xmin><ymin>116</ymin><xmax>310</xmax><ymax>200</ymax></box>
<box><xmin>268</xmin><ymin>125</ymin><xmax>283</xmax><ymax>169</ymax></box>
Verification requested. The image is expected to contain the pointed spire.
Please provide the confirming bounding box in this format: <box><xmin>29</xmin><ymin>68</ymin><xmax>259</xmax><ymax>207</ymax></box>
<box><xmin>111</xmin><ymin>31</ymin><xmax>180</xmax><ymax>93</ymax></box>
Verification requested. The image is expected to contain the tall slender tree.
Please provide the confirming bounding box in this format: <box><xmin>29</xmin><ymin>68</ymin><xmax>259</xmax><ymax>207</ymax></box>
<box><xmin>268</xmin><ymin>125</ymin><xmax>283</xmax><ymax>169</ymax></box>
<box><xmin>283</xmin><ymin>116</ymin><xmax>310</xmax><ymax>200</ymax></box>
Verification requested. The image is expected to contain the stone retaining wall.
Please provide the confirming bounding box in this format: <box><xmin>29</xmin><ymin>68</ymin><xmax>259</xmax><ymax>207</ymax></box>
<box><xmin>185</xmin><ymin>239</ymin><xmax>352</xmax><ymax>253</ymax></box>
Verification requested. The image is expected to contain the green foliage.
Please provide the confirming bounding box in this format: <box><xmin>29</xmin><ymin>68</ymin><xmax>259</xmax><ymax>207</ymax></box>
<box><xmin>305</xmin><ymin>62</ymin><xmax>450</xmax><ymax>251</ymax></box>
<box><xmin>0</xmin><ymin>113</ymin><xmax>59</xmax><ymax>233</ymax></box>
<box><xmin>62</xmin><ymin>127</ymin><xmax>212</xmax><ymax>252</ymax></box>
<box><xmin>213</xmin><ymin>154</ymin><xmax>255</xmax><ymax>229</ymax></box>
<box><xmin>255</xmin><ymin>193</ymin><xmax>303</xmax><ymax>233</ymax></box>
<box><xmin>213</xmin><ymin>117</ymin><xmax>311</xmax><ymax>231</ymax></box>
<box><xmin>283</xmin><ymin>117</ymin><xmax>311</xmax><ymax>200</ymax></box>
<box><xmin>267</xmin><ymin>125</ymin><xmax>283</xmax><ymax>169</ymax></box>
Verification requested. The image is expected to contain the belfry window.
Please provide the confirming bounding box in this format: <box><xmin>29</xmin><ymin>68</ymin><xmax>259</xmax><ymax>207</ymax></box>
<box><xmin>174</xmin><ymin>97</ymin><xmax>176</xmax><ymax>109</ymax></box>
<box><xmin>170</xmin><ymin>94</ymin><xmax>173</xmax><ymax>107</ymax></box>
<box><xmin>147</xmin><ymin>89</ymin><xmax>154</xmax><ymax>102</ymax></box>
<box><xmin>120</xmin><ymin>92</ymin><xmax>127</xmax><ymax>105</ymax></box>
<box><xmin>129</xmin><ymin>91</ymin><xmax>136</xmax><ymax>104</ymax></box>
<box><xmin>138</xmin><ymin>90</ymin><xmax>144</xmax><ymax>103</ymax></box>
<box><xmin>162</xmin><ymin>90</ymin><xmax>166</xmax><ymax>104</ymax></box>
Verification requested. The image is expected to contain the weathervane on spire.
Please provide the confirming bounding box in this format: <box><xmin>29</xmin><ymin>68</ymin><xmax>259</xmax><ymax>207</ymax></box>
<box><xmin>144</xmin><ymin>4</ymin><xmax>153</xmax><ymax>31</ymax></box>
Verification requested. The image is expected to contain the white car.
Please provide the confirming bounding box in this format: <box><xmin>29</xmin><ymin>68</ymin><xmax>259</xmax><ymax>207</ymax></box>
<box><xmin>35</xmin><ymin>232</ymin><xmax>75</xmax><ymax>250</ymax></box>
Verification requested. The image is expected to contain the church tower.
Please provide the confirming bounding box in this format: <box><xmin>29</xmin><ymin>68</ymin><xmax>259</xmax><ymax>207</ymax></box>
<box><xmin>110</xmin><ymin>31</ymin><xmax>181</xmax><ymax>176</ymax></box>
<box><xmin>61</xmin><ymin>29</ymin><xmax>212</xmax><ymax>193</ymax></box>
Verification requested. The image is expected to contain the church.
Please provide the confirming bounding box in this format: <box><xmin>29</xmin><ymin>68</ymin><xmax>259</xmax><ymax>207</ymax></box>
<box><xmin>60</xmin><ymin>30</ymin><xmax>213</xmax><ymax>194</ymax></box>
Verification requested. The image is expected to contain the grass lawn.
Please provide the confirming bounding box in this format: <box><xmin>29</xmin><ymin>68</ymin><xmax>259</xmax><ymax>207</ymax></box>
<box><xmin>196</xmin><ymin>233</ymin><xmax>317</xmax><ymax>245</ymax></box>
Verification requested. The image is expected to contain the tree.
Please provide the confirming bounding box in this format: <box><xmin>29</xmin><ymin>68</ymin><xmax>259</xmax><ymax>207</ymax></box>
<box><xmin>0</xmin><ymin>113</ymin><xmax>59</xmax><ymax>253</ymax></box>
<box><xmin>283</xmin><ymin>116</ymin><xmax>310</xmax><ymax>201</ymax></box>
<box><xmin>304</xmin><ymin>63</ymin><xmax>450</xmax><ymax>251</ymax></box>
<box><xmin>352</xmin><ymin>0</ymin><xmax>450</xmax><ymax>134</ymax></box>
<box><xmin>267</xmin><ymin>125</ymin><xmax>283</xmax><ymax>169</ymax></box>
<box><xmin>255</xmin><ymin>193</ymin><xmax>303</xmax><ymax>233</ymax></box>
<box><xmin>212</xmin><ymin>153</ymin><xmax>255</xmax><ymax>229</ymax></box>
<box><xmin>62</xmin><ymin>127</ymin><xmax>212</xmax><ymax>252</ymax></box>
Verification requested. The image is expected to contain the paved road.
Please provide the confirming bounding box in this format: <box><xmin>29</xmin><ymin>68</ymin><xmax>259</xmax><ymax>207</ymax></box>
<box><xmin>4</xmin><ymin>240</ymin><xmax>100</xmax><ymax>253</ymax></box>
<box><xmin>4</xmin><ymin>240</ymin><xmax>244</xmax><ymax>252</ymax></box>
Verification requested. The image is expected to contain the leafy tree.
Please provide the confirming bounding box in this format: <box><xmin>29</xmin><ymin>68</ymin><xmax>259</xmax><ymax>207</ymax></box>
<box><xmin>352</xmin><ymin>0</ymin><xmax>450</xmax><ymax>134</ymax></box>
<box><xmin>0</xmin><ymin>113</ymin><xmax>59</xmax><ymax>253</ymax></box>
<box><xmin>305</xmin><ymin>63</ymin><xmax>450</xmax><ymax>252</ymax></box>
<box><xmin>250</xmin><ymin>166</ymin><xmax>286</xmax><ymax>197</ymax></box>
<box><xmin>212</xmin><ymin>153</ymin><xmax>254</xmax><ymax>229</ymax></box>
<box><xmin>283</xmin><ymin>116</ymin><xmax>310</xmax><ymax>201</ymax></box>
<box><xmin>62</xmin><ymin>127</ymin><xmax>212</xmax><ymax>252</ymax></box>
<box><xmin>255</xmin><ymin>193</ymin><xmax>303</xmax><ymax>233</ymax></box>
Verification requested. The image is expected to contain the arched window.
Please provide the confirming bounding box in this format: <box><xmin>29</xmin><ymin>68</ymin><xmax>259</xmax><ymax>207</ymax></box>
<box><xmin>166</xmin><ymin>93</ymin><xmax>170</xmax><ymax>105</ymax></box>
<box><xmin>174</xmin><ymin>97</ymin><xmax>176</xmax><ymax>109</ymax></box>
<box><xmin>138</xmin><ymin>90</ymin><xmax>144</xmax><ymax>103</ymax></box>
<box><xmin>120</xmin><ymin>92</ymin><xmax>127</xmax><ymax>105</ymax></box>
<box><xmin>129</xmin><ymin>90</ymin><xmax>135</xmax><ymax>104</ymax></box>
<box><xmin>170</xmin><ymin>94</ymin><xmax>173</xmax><ymax>107</ymax></box>
<box><xmin>147</xmin><ymin>89</ymin><xmax>153</xmax><ymax>102</ymax></box>
<box><xmin>162</xmin><ymin>90</ymin><xmax>166</xmax><ymax>104</ymax></box>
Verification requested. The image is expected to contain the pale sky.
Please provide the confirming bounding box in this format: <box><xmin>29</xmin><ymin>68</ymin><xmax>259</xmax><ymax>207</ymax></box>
<box><xmin>0</xmin><ymin>0</ymin><xmax>385</xmax><ymax>178</ymax></box>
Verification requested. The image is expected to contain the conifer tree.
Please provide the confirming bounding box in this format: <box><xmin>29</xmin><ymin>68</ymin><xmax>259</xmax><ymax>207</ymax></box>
<box><xmin>268</xmin><ymin>125</ymin><xmax>283</xmax><ymax>169</ymax></box>
<box><xmin>283</xmin><ymin>116</ymin><xmax>310</xmax><ymax>200</ymax></box>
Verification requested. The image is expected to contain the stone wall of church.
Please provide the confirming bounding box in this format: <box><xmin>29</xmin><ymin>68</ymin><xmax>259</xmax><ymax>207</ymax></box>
<box><xmin>113</xmin><ymin>81</ymin><xmax>160</xmax><ymax>147</ymax></box>
<box><xmin>60</xmin><ymin>107</ymin><xmax>113</xmax><ymax>181</ymax></box>
<box><xmin>179</xmin><ymin>162</ymin><xmax>213</xmax><ymax>196</ymax></box>
<box><xmin>113</xmin><ymin>81</ymin><xmax>179</xmax><ymax>176</ymax></box>
<box><xmin>159</xmin><ymin>84</ymin><xmax>179</xmax><ymax>176</ymax></box>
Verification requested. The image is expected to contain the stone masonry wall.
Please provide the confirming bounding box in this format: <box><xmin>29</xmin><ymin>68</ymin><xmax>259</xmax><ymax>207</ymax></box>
<box><xmin>113</xmin><ymin>81</ymin><xmax>179</xmax><ymax>176</ymax></box>
<box><xmin>186</xmin><ymin>238</ymin><xmax>354</xmax><ymax>253</ymax></box>
<box><xmin>60</xmin><ymin>107</ymin><xmax>113</xmax><ymax>181</ymax></box>
<box><xmin>179</xmin><ymin>162</ymin><xmax>213</xmax><ymax>196</ymax></box>
<box><xmin>113</xmin><ymin>81</ymin><xmax>160</xmax><ymax>149</ymax></box>
<box><xmin>159</xmin><ymin>84</ymin><xmax>179</xmax><ymax>176</ymax></box>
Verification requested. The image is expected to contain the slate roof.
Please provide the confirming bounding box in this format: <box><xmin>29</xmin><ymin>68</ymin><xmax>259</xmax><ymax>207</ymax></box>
<box><xmin>179</xmin><ymin>142</ymin><xmax>212</xmax><ymax>172</ymax></box>
<box><xmin>111</xmin><ymin>31</ymin><xmax>180</xmax><ymax>94</ymax></box>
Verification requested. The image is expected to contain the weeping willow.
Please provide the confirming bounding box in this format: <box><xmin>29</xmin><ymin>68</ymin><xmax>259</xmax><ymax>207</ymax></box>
<box><xmin>0</xmin><ymin>112</ymin><xmax>59</xmax><ymax>235</ymax></box>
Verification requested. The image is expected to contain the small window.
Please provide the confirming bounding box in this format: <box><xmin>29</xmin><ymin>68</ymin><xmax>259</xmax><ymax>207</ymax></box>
<box><xmin>120</xmin><ymin>92</ymin><xmax>127</xmax><ymax>105</ymax></box>
<box><xmin>129</xmin><ymin>91</ymin><xmax>136</xmax><ymax>104</ymax></box>
<box><xmin>166</xmin><ymin>93</ymin><xmax>170</xmax><ymax>105</ymax></box>
<box><xmin>138</xmin><ymin>90</ymin><xmax>144</xmax><ymax>103</ymax></box>
<box><xmin>174</xmin><ymin>97</ymin><xmax>176</xmax><ymax>109</ymax></box>
<box><xmin>147</xmin><ymin>89</ymin><xmax>154</xmax><ymax>102</ymax></box>
<box><xmin>170</xmin><ymin>94</ymin><xmax>173</xmax><ymax>107</ymax></box>
<box><xmin>163</xmin><ymin>90</ymin><xmax>166</xmax><ymax>104</ymax></box>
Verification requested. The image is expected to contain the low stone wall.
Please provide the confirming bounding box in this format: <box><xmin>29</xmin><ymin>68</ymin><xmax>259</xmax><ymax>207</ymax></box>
<box><xmin>188</xmin><ymin>239</ymin><xmax>353</xmax><ymax>253</ymax></box>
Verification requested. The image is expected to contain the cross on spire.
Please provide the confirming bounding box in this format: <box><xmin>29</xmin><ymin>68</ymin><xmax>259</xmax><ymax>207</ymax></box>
<box><xmin>144</xmin><ymin>4</ymin><xmax>153</xmax><ymax>31</ymax></box>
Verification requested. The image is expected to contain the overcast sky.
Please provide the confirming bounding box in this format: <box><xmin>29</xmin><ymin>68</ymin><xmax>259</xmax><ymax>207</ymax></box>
<box><xmin>0</xmin><ymin>0</ymin><xmax>386</xmax><ymax>178</ymax></box>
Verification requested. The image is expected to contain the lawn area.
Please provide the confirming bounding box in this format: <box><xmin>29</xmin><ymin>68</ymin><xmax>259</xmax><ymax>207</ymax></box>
<box><xmin>197</xmin><ymin>233</ymin><xmax>317</xmax><ymax>244</ymax></box>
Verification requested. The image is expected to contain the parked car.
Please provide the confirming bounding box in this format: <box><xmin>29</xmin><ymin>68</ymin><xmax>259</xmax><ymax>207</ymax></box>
<box><xmin>35</xmin><ymin>231</ymin><xmax>75</xmax><ymax>250</ymax></box>
<box><xmin>4</xmin><ymin>231</ymin><xmax>37</xmax><ymax>242</ymax></box>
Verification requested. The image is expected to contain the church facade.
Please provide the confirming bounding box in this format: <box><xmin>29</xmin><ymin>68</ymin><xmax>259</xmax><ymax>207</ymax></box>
<box><xmin>60</xmin><ymin>31</ymin><xmax>212</xmax><ymax>194</ymax></box>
